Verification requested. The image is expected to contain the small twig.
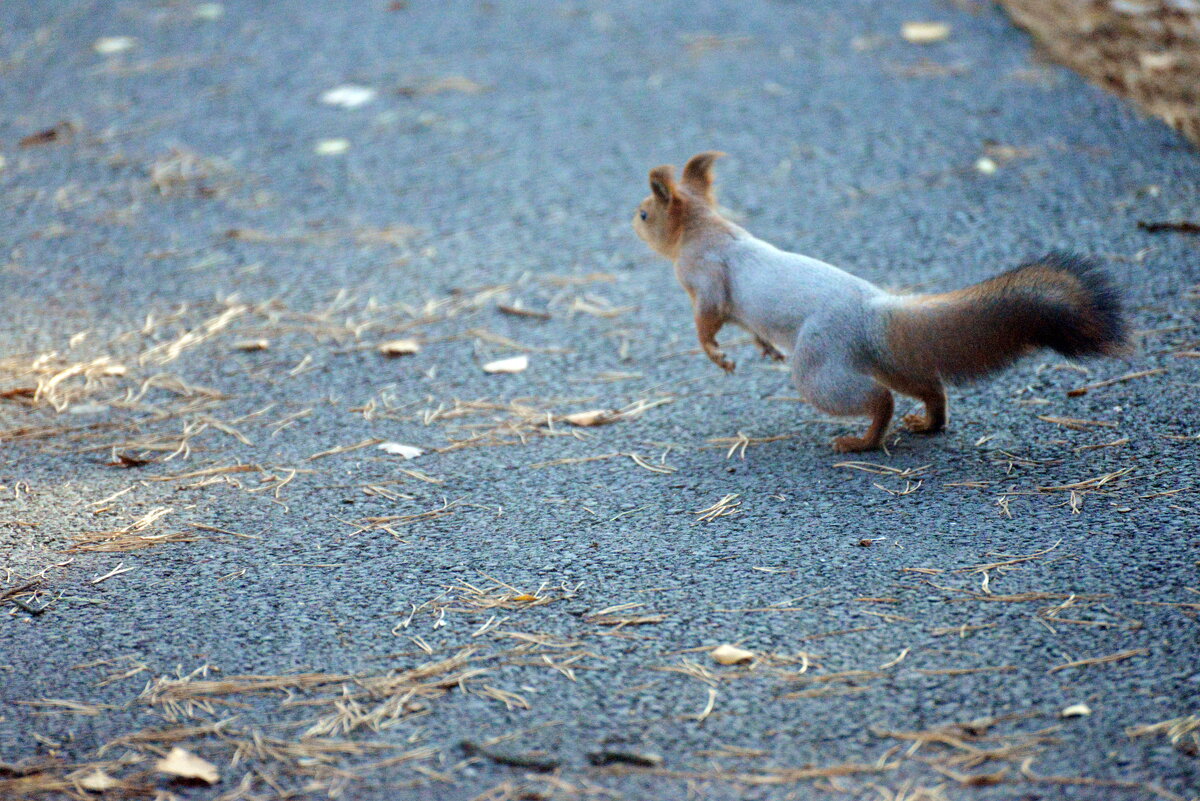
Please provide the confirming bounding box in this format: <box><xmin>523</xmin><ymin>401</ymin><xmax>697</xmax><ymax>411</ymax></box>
<box><xmin>91</xmin><ymin>562</ymin><xmax>136</xmax><ymax>585</ymax></box>
<box><xmin>460</xmin><ymin>740</ymin><xmax>560</xmax><ymax>771</ymax></box>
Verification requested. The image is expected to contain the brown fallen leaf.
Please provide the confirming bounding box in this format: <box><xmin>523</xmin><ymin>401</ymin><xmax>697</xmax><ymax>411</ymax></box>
<box><xmin>19</xmin><ymin>121</ymin><xmax>76</xmax><ymax>147</ymax></box>
<box><xmin>587</xmin><ymin>749</ymin><xmax>664</xmax><ymax>767</ymax></box>
<box><xmin>155</xmin><ymin>747</ymin><xmax>219</xmax><ymax>785</ymax></box>
<box><xmin>1037</xmin><ymin>415</ymin><xmax>1118</xmax><ymax>431</ymax></box>
<box><xmin>498</xmin><ymin>303</ymin><xmax>551</xmax><ymax>320</ymax></box>
<box><xmin>711</xmin><ymin>644</ymin><xmax>754</xmax><ymax>665</ymax></box>
<box><xmin>379</xmin><ymin>339</ymin><xmax>421</xmax><ymax>357</ymax></box>
<box><xmin>1137</xmin><ymin>220</ymin><xmax>1200</xmax><ymax>234</ymax></box>
<box><xmin>108</xmin><ymin>452</ymin><xmax>152</xmax><ymax>468</ymax></box>
<box><xmin>902</xmin><ymin>22</ymin><xmax>950</xmax><ymax>44</ymax></box>
<box><xmin>1066</xmin><ymin>368</ymin><xmax>1167</xmax><ymax>397</ymax></box>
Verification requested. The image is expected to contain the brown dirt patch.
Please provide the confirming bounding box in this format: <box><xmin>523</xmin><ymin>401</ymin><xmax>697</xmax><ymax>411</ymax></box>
<box><xmin>998</xmin><ymin>0</ymin><xmax>1200</xmax><ymax>146</ymax></box>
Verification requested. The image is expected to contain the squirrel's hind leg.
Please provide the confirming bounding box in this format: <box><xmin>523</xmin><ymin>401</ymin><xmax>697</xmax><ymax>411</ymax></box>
<box><xmin>901</xmin><ymin>384</ymin><xmax>947</xmax><ymax>434</ymax></box>
<box><xmin>831</xmin><ymin>389</ymin><xmax>894</xmax><ymax>453</ymax></box>
<box><xmin>791</xmin><ymin>350</ymin><xmax>895</xmax><ymax>452</ymax></box>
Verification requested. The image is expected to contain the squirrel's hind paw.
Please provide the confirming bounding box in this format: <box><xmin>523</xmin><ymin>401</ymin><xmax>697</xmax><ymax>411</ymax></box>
<box><xmin>831</xmin><ymin>435</ymin><xmax>878</xmax><ymax>454</ymax></box>
<box><xmin>902</xmin><ymin>413</ymin><xmax>943</xmax><ymax>434</ymax></box>
<box><xmin>756</xmin><ymin>337</ymin><xmax>786</xmax><ymax>362</ymax></box>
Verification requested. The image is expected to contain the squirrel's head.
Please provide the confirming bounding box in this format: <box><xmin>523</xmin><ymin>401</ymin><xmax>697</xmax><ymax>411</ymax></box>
<box><xmin>632</xmin><ymin>151</ymin><xmax>724</xmax><ymax>260</ymax></box>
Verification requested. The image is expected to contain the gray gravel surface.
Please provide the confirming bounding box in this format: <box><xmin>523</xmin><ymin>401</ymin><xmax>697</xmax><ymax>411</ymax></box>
<box><xmin>1</xmin><ymin>1</ymin><xmax>1198</xmax><ymax>800</ymax></box>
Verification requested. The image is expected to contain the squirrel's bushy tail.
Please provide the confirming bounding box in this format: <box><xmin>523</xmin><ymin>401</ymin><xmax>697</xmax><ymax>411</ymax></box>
<box><xmin>883</xmin><ymin>253</ymin><xmax>1128</xmax><ymax>383</ymax></box>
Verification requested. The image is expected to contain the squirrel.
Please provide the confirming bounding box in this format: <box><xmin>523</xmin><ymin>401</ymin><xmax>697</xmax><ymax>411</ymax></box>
<box><xmin>632</xmin><ymin>151</ymin><xmax>1129</xmax><ymax>453</ymax></box>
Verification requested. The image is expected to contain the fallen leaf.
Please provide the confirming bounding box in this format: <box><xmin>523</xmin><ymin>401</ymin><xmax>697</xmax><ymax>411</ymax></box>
<box><xmin>511</xmin><ymin>594</ymin><xmax>538</xmax><ymax>602</ymax></box>
<box><xmin>321</xmin><ymin>85</ymin><xmax>377</xmax><ymax>108</ymax></box>
<box><xmin>563</xmin><ymin>409</ymin><xmax>620</xmax><ymax>427</ymax></box>
<box><xmin>194</xmin><ymin>3</ymin><xmax>225</xmax><ymax>21</ymax></box>
<box><xmin>483</xmin><ymin>355</ymin><xmax>528</xmax><ymax>374</ymax></box>
<box><xmin>498</xmin><ymin>303</ymin><xmax>551</xmax><ymax>320</ymax></box>
<box><xmin>109</xmin><ymin>452</ymin><xmax>152</xmax><ymax>468</ymax></box>
<box><xmin>1139</xmin><ymin>51</ymin><xmax>1178</xmax><ymax>71</ymax></box>
<box><xmin>77</xmin><ymin>769</ymin><xmax>121</xmax><ymax>791</ymax></box>
<box><xmin>94</xmin><ymin>36</ymin><xmax>136</xmax><ymax>55</ymax></box>
<box><xmin>901</xmin><ymin>22</ymin><xmax>950</xmax><ymax>44</ymax></box>
<box><xmin>354</xmin><ymin>225</ymin><xmax>422</xmax><ymax>245</ymax></box>
<box><xmin>68</xmin><ymin>403</ymin><xmax>109</xmax><ymax>415</ymax></box>
<box><xmin>233</xmin><ymin>338</ymin><xmax>269</xmax><ymax>351</ymax></box>
<box><xmin>377</xmin><ymin>442</ymin><xmax>423</xmax><ymax>459</ymax></box>
<box><xmin>19</xmin><ymin>121</ymin><xmax>76</xmax><ymax>147</ymax></box>
<box><xmin>314</xmin><ymin>138</ymin><xmax>350</xmax><ymax>155</ymax></box>
<box><xmin>587</xmin><ymin>750</ymin><xmax>664</xmax><ymax>767</ymax></box>
<box><xmin>711</xmin><ymin>644</ymin><xmax>754</xmax><ymax>665</ymax></box>
<box><xmin>1061</xmin><ymin>703</ymin><xmax>1093</xmax><ymax>717</ymax></box>
<box><xmin>975</xmin><ymin>156</ymin><xmax>998</xmax><ymax>175</ymax></box>
<box><xmin>1137</xmin><ymin>220</ymin><xmax>1200</xmax><ymax>234</ymax></box>
<box><xmin>378</xmin><ymin>339</ymin><xmax>420</xmax><ymax>356</ymax></box>
<box><xmin>155</xmin><ymin>747</ymin><xmax>219</xmax><ymax>785</ymax></box>
<box><xmin>400</xmin><ymin>75</ymin><xmax>488</xmax><ymax>96</ymax></box>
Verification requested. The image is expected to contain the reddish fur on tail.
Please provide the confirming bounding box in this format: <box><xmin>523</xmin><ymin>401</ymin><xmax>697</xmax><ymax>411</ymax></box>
<box><xmin>882</xmin><ymin>253</ymin><xmax>1128</xmax><ymax>384</ymax></box>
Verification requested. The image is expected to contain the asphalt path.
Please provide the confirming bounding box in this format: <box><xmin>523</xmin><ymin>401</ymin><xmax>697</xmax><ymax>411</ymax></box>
<box><xmin>1</xmin><ymin>1</ymin><xmax>1198</xmax><ymax>799</ymax></box>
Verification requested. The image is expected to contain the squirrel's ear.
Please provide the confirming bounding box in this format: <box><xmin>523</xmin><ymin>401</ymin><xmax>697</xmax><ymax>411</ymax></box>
<box><xmin>681</xmin><ymin>151</ymin><xmax>724</xmax><ymax>204</ymax></box>
<box><xmin>648</xmin><ymin>165</ymin><xmax>677</xmax><ymax>205</ymax></box>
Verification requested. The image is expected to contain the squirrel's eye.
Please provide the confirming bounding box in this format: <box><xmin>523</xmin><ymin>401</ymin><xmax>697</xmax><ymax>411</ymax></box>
<box><xmin>639</xmin><ymin>210</ymin><xmax>648</xmax><ymax>221</ymax></box>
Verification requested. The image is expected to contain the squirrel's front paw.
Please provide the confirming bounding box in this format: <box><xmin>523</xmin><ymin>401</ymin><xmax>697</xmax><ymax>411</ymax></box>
<box><xmin>704</xmin><ymin>347</ymin><xmax>735</xmax><ymax>374</ymax></box>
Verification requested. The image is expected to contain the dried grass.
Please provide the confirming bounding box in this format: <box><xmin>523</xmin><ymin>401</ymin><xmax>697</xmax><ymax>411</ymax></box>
<box><xmin>999</xmin><ymin>1</ymin><xmax>1200</xmax><ymax>146</ymax></box>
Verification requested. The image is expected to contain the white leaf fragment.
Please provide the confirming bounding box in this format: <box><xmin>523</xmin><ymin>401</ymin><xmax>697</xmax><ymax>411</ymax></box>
<box><xmin>483</xmin><ymin>355</ymin><xmax>528</xmax><ymax>374</ymax></box>
<box><xmin>1061</xmin><ymin>703</ymin><xmax>1093</xmax><ymax>718</ymax></box>
<box><xmin>94</xmin><ymin>36</ymin><xmax>136</xmax><ymax>55</ymax></box>
<box><xmin>68</xmin><ymin>403</ymin><xmax>109</xmax><ymax>415</ymax></box>
<box><xmin>194</xmin><ymin>3</ymin><xmax>225</xmax><ymax>21</ymax></box>
<box><xmin>901</xmin><ymin>22</ymin><xmax>950</xmax><ymax>44</ymax></box>
<box><xmin>378</xmin><ymin>339</ymin><xmax>420</xmax><ymax>357</ymax></box>
<box><xmin>77</xmin><ymin>769</ymin><xmax>121</xmax><ymax>791</ymax></box>
<box><xmin>314</xmin><ymin>138</ymin><xmax>350</xmax><ymax>155</ymax></box>
<box><xmin>711</xmin><ymin>644</ymin><xmax>754</xmax><ymax>665</ymax></box>
<box><xmin>155</xmin><ymin>747</ymin><xmax>220</xmax><ymax>785</ymax></box>
<box><xmin>563</xmin><ymin>409</ymin><xmax>620</xmax><ymax>427</ymax></box>
<box><xmin>321</xmin><ymin>85</ymin><xmax>377</xmax><ymax>109</ymax></box>
<box><xmin>377</xmin><ymin>442</ymin><xmax>423</xmax><ymax>459</ymax></box>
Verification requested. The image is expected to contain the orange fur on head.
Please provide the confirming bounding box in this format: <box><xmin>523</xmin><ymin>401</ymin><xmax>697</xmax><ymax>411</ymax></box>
<box><xmin>632</xmin><ymin>153</ymin><xmax>729</xmax><ymax>260</ymax></box>
<box><xmin>632</xmin><ymin>164</ymin><xmax>686</xmax><ymax>259</ymax></box>
<box><xmin>681</xmin><ymin>151</ymin><xmax>724</xmax><ymax>205</ymax></box>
